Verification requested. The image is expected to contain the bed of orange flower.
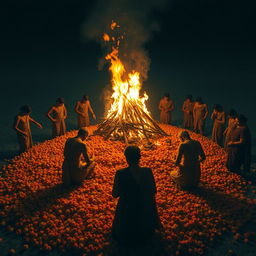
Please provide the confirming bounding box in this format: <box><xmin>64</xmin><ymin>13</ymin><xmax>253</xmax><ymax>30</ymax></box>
<box><xmin>0</xmin><ymin>125</ymin><xmax>255</xmax><ymax>255</ymax></box>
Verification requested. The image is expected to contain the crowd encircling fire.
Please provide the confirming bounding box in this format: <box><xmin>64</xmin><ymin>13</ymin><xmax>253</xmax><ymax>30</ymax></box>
<box><xmin>95</xmin><ymin>21</ymin><xmax>167</xmax><ymax>143</ymax></box>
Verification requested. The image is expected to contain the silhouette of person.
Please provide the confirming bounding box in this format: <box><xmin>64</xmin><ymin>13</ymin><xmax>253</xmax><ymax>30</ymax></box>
<box><xmin>226</xmin><ymin>114</ymin><xmax>251</xmax><ymax>173</ymax></box>
<box><xmin>75</xmin><ymin>95</ymin><xmax>96</xmax><ymax>128</ymax></box>
<box><xmin>158</xmin><ymin>93</ymin><xmax>174</xmax><ymax>124</ymax></box>
<box><xmin>223</xmin><ymin>109</ymin><xmax>237</xmax><ymax>152</ymax></box>
<box><xmin>47</xmin><ymin>97</ymin><xmax>67</xmax><ymax>138</ymax></box>
<box><xmin>62</xmin><ymin>128</ymin><xmax>95</xmax><ymax>186</ymax></box>
<box><xmin>193</xmin><ymin>97</ymin><xmax>208</xmax><ymax>135</ymax></box>
<box><xmin>171</xmin><ymin>130</ymin><xmax>206</xmax><ymax>189</ymax></box>
<box><xmin>211</xmin><ymin>104</ymin><xmax>225</xmax><ymax>147</ymax></box>
<box><xmin>182</xmin><ymin>94</ymin><xmax>194</xmax><ymax>129</ymax></box>
<box><xmin>13</xmin><ymin>105</ymin><xmax>43</xmax><ymax>153</ymax></box>
<box><xmin>112</xmin><ymin>146</ymin><xmax>161</xmax><ymax>246</ymax></box>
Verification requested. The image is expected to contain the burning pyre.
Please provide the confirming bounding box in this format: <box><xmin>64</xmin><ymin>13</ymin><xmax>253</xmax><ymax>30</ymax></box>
<box><xmin>95</xmin><ymin>21</ymin><xmax>167</xmax><ymax>144</ymax></box>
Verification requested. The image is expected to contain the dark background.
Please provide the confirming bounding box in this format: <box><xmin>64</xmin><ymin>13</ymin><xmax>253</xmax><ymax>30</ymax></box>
<box><xmin>0</xmin><ymin>0</ymin><xmax>255</xmax><ymax>158</ymax></box>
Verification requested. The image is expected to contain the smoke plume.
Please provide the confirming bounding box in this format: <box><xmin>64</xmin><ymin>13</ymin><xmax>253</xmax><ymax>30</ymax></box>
<box><xmin>82</xmin><ymin>0</ymin><xmax>169</xmax><ymax>81</ymax></box>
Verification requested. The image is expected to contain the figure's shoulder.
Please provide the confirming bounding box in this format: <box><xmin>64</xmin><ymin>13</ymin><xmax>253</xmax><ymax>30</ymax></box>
<box><xmin>115</xmin><ymin>168</ymin><xmax>129</xmax><ymax>177</ymax></box>
<box><xmin>116</xmin><ymin>167</ymin><xmax>128</xmax><ymax>173</ymax></box>
<box><xmin>140</xmin><ymin>167</ymin><xmax>153</xmax><ymax>175</ymax></box>
<box><xmin>14</xmin><ymin>114</ymin><xmax>20</xmax><ymax>120</ymax></box>
<box><xmin>192</xmin><ymin>139</ymin><xmax>202</xmax><ymax>147</ymax></box>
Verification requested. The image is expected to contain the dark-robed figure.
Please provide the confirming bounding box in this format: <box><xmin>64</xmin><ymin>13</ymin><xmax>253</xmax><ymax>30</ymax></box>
<box><xmin>112</xmin><ymin>146</ymin><xmax>161</xmax><ymax>246</ymax></box>
<box><xmin>227</xmin><ymin>115</ymin><xmax>251</xmax><ymax>173</ymax></box>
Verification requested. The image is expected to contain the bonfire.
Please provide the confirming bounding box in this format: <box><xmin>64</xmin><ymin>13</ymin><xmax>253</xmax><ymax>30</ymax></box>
<box><xmin>95</xmin><ymin>21</ymin><xmax>167</xmax><ymax>144</ymax></box>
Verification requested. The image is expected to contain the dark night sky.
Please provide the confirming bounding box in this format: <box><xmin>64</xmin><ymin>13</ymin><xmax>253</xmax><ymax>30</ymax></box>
<box><xmin>0</xmin><ymin>0</ymin><xmax>256</xmax><ymax>156</ymax></box>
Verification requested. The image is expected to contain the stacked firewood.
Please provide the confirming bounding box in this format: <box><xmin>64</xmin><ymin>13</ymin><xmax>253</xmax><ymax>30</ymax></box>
<box><xmin>95</xmin><ymin>99</ymin><xmax>167</xmax><ymax>144</ymax></box>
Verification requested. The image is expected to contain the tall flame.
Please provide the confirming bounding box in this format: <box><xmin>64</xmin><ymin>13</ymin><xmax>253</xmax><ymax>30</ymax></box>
<box><xmin>96</xmin><ymin>21</ymin><xmax>166</xmax><ymax>142</ymax></box>
<box><xmin>104</xmin><ymin>22</ymin><xmax>149</xmax><ymax>120</ymax></box>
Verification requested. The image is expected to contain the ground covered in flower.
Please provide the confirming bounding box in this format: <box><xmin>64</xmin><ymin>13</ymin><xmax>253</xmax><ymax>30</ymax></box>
<box><xmin>0</xmin><ymin>125</ymin><xmax>256</xmax><ymax>256</ymax></box>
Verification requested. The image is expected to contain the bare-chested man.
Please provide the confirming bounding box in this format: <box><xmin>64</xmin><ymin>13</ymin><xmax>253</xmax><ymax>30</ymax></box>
<box><xmin>62</xmin><ymin>128</ymin><xmax>95</xmax><ymax>186</ymax></box>
<box><xmin>47</xmin><ymin>97</ymin><xmax>67</xmax><ymax>138</ymax></box>
<box><xmin>75</xmin><ymin>95</ymin><xmax>96</xmax><ymax>128</ymax></box>
<box><xmin>13</xmin><ymin>105</ymin><xmax>43</xmax><ymax>153</ymax></box>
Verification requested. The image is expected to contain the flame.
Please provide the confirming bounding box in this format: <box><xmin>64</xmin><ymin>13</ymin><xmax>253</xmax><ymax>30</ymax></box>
<box><xmin>110</xmin><ymin>21</ymin><xmax>118</xmax><ymax>30</ymax></box>
<box><xmin>103</xmin><ymin>33</ymin><xmax>110</xmax><ymax>41</ymax></box>
<box><xmin>103</xmin><ymin>21</ymin><xmax>151</xmax><ymax>140</ymax></box>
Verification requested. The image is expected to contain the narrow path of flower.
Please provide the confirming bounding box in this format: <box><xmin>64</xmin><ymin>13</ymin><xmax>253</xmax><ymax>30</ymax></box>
<box><xmin>0</xmin><ymin>125</ymin><xmax>255</xmax><ymax>255</ymax></box>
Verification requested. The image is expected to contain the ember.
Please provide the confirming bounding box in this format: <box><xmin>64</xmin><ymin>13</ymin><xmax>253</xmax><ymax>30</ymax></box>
<box><xmin>95</xmin><ymin>21</ymin><xmax>167</xmax><ymax>143</ymax></box>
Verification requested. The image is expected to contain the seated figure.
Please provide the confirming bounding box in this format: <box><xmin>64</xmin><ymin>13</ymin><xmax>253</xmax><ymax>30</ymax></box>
<box><xmin>112</xmin><ymin>146</ymin><xmax>161</xmax><ymax>246</ymax></box>
<box><xmin>62</xmin><ymin>128</ymin><xmax>95</xmax><ymax>186</ymax></box>
<box><xmin>171</xmin><ymin>130</ymin><xmax>206</xmax><ymax>189</ymax></box>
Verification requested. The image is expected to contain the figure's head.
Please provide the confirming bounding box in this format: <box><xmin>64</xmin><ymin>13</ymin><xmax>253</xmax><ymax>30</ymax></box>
<box><xmin>196</xmin><ymin>97</ymin><xmax>203</xmax><ymax>104</ymax></box>
<box><xmin>82</xmin><ymin>95</ymin><xmax>89</xmax><ymax>101</ymax></box>
<box><xmin>164</xmin><ymin>93</ymin><xmax>170</xmax><ymax>99</ymax></box>
<box><xmin>178</xmin><ymin>130</ymin><xmax>191</xmax><ymax>142</ymax></box>
<box><xmin>56</xmin><ymin>97</ymin><xmax>64</xmax><ymax>106</ymax></box>
<box><xmin>228</xmin><ymin>109</ymin><xmax>237</xmax><ymax>119</ymax></box>
<box><xmin>20</xmin><ymin>105</ymin><xmax>32</xmax><ymax>115</ymax></box>
<box><xmin>77</xmin><ymin>128</ymin><xmax>89</xmax><ymax>141</ymax></box>
<box><xmin>237</xmin><ymin>114</ymin><xmax>248</xmax><ymax>126</ymax></box>
<box><xmin>124</xmin><ymin>145</ymin><xmax>141</xmax><ymax>166</ymax></box>
<box><xmin>186</xmin><ymin>94</ymin><xmax>193</xmax><ymax>101</ymax></box>
<box><xmin>214</xmin><ymin>104</ymin><xmax>223</xmax><ymax>112</ymax></box>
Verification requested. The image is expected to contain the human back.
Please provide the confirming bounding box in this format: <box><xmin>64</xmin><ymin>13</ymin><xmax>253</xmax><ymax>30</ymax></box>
<box><xmin>64</xmin><ymin>137</ymin><xmax>86</xmax><ymax>168</ymax></box>
<box><xmin>112</xmin><ymin>146</ymin><xmax>160</xmax><ymax>246</ymax></box>
<box><xmin>180</xmin><ymin>139</ymin><xmax>204</xmax><ymax>167</ymax></box>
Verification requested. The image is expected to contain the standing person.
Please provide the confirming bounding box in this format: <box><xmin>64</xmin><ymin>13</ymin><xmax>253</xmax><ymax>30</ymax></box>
<box><xmin>112</xmin><ymin>146</ymin><xmax>161</xmax><ymax>246</ymax></box>
<box><xmin>226</xmin><ymin>115</ymin><xmax>251</xmax><ymax>173</ymax></box>
<box><xmin>182</xmin><ymin>94</ymin><xmax>194</xmax><ymax>129</ymax></box>
<box><xmin>158</xmin><ymin>93</ymin><xmax>174</xmax><ymax>124</ymax></box>
<box><xmin>211</xmin><ymin>104</ymin><xmax>225</xmax><ymax>147</ymax></box>
<box><xmin>171</xmin><ymin>131</ymin><xmax>206</xmax><ymax>189</ymax></box>
<box><xmin>75</xmin><ymin>95</ymin><xmax>96</xmax><ymax>128</ymax></box>
<box><xmin>47</xmin><ymin>97</ymin><xmax>67</xmax><ymax>138</ymax></box>
<box><xmin>13</xmin><ymin>105</ymin><xmax>43</xmax><ymax>153</ymax></box>
<box><xmin>193</xmin><ymin>97</ymin><xmax>208</xmax><ymax>135</ymax></box>
<box><xmin>62</xmin><ymin>128</ymin><xmax>95</xmax><ymax>186</ymax></box>
<box><xmin>223</xmin><ymin>109</ymin><xmax>238</xmax><ymax>152</ymax></box>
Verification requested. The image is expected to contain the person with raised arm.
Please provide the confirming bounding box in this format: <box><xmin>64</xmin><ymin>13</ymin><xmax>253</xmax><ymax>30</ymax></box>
<box><xmin>13</xmin><ymin>105</ymin><xmax>42</xmax><ymax>153</ymax></box>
